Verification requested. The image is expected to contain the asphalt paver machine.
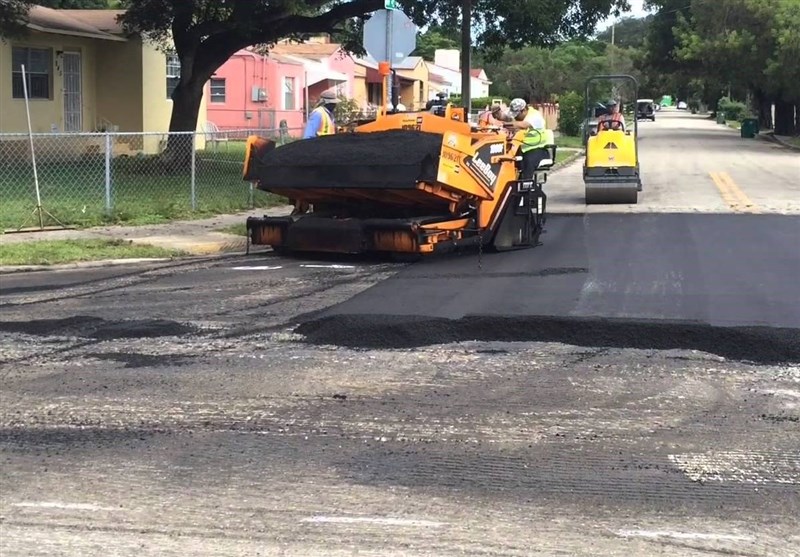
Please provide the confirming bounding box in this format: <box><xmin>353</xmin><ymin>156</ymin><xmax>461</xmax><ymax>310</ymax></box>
<box><xmin>582</xmin><ymin>74</ymin><xmax>643</xmax><ymax>204</ymax></box>
<box><xmin>242</xmin><ymin>104</ymin><xmax>556</xmax><ymax>257</ymax></box>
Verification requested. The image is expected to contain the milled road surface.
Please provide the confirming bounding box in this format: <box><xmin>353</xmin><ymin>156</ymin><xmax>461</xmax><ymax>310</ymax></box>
<box><xmin>1</xmin><ymin>108</ymin><xmax>799</xmax><ymax>556</ymax></box>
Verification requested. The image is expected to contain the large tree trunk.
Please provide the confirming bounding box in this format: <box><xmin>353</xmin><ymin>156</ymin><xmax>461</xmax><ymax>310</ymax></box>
<box><xmin>754</xmin><ymin>89</ymin><xmax>773</xmax><ymax>130</ymax></box>
<box><xmin>163</xmin><ymin>79</ymin><xmax>206</xmax><ymax>168</ymax></box>
<box><xmin>774</xmin><ymin>97</ymin><xmax>796</xmax><ymax>136</ymax></box>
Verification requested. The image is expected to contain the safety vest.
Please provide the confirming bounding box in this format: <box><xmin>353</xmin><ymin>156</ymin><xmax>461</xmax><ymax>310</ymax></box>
<box><xmin>313</xmin><ymin>106</ymin><xmax>335</xmax><ymax>136</ymax></box>
<box><xmin>519</xmin><ymin>107</ymin><xmax>553</xmax><ymax>153</ymax></box>
<box><xmin>599</xmin><ymin>111</ymin><xmax>624</xmax><ymax>129</ymax></box>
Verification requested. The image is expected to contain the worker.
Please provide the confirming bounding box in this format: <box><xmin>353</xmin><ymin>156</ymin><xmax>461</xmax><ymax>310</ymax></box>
<box><xmin>598</xmin><ymin>99</ymin><xmax>625</xmax><ymax>131</ymax></box>
<box><xmin>302</xmin><ymin>90</ymin><xmax>340</xmax><ymax>138</ymax></box>
<box><xmin>492</xmin><ymin>98</ymin><xmax>553</xmax><ymax>179</ymax></box>
<box><xmin>477</xmin><ymin>102</ymin><xmax>504</xmax><ymax>128</ymax></box>
<box><xmin>291</xmin><ymin>91</ymin><xmax>340</xmax><ymax>214</ymax></box>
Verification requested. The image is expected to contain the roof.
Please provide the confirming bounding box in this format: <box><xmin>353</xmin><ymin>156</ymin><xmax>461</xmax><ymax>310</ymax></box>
<box><xmin>429</xmin><ymin>72</ymin><xmax>451</xmax><ymax>85</ymax></box>
<box><xmin>469</xmin><ymin>68</ymin><xmax>483</xmax><ymax>78</ymax></box>
<box><xmin>271</xmin><ymin>42</ymin><xmax>341</xmax><ymax>59</ymax></box>
<box><xmin>354</xmin><ymin>57</ymin><xmax>379</xmax><ymax>69</ymax></box>
<box><xmin>59</xmin><ymin>9</ymin><xmax>125</xmax><ymax>35</ymax></box>
<box><xmin>391</xmin><ymin>56</ymin><xmax>422</xmax><ymax>70</ymax></box>
<box><xmin>26</xmin><ymin>6</ymin><xmax>126</xmax><ymax>41</ymax></box>
<box><xmin>231</xmin><ymin>48</ymin><xmax>305</xmax><ymax>66</ymax></box>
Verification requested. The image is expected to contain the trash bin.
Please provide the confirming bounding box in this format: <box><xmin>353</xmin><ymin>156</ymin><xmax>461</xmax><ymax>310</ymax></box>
<box><xmin>741</xmin><ymin>118</ymin><xmax>758</xmax><ymax>139</ymax></box>
<box><xmin>741</xmin><ymin>118</ymin><xmax>759</xmax><ymax>138</ymax></box>
<box><xmin>716</xmin><ymin>111</ymin><xmax>725</xmax><ymax>124</ymax></box>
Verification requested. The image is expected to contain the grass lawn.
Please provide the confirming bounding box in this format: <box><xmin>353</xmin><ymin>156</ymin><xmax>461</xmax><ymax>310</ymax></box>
<box><xmin>726</xmin><ymin>120</ymin><xmax>742</xmax><ymax>130</ymax></box>
<box><xmin>0</xmin><ymin>140</ymin><xmax>285</xmax><ymax>232</ymax></box>
<box><xmin>217</xmin><ymin>223</ymin><xmax>248</xmax><ymax>236</ymax></box>
<box><xmin>556</xmin><ymin>135</ymin><xmax>585</xmax><ymax>149</ymax></box>
<box><xmin>787</xmin><ymin>137</ymin><xmax>800</xmax><ymax>148</ymax></box>
<box><xmin>0</xmin><ymin>238</ymin><xmax>186</xmax><ymax>266</ymax></box>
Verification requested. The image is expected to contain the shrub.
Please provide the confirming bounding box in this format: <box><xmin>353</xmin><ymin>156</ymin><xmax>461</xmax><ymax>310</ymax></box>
<box><xmin>557</xmin><ymin>91</ymin><xmax>584</xmax><ymax>136</ymax></box>
<box><xmin>717</xmin><ymin>96</ymin><xmax>749</xmax><ymax>121</ymax></box>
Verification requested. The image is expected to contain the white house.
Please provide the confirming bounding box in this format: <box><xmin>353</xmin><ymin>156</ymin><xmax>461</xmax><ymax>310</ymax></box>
<box><xmin>430</xmin><ymin>49</ymin><xmax>492</xmax><ymax>99</ymax></box>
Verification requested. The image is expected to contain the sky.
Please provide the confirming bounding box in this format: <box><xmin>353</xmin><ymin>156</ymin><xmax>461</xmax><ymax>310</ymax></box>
<box><xmin>595</xmin><ymin>0</ymin><xmax>654</xmax><ymax>32</ymax></box>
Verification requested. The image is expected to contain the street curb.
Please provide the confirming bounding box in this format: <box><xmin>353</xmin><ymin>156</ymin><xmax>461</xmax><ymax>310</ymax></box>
<box><xmin>759</xmin><ymin>132</ymin><xmax>800</xmax><ymax>152</ymax></box>
<box><xmin>552</xmin><ymin>150</ymin><xmax>583</xmax><ymax>171</ymax></box>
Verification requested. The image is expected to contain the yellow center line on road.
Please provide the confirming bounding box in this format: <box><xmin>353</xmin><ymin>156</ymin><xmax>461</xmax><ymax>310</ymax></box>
<box><xmin>709</xmin><ymin>171</ymin><xmax>761</xmax><ymax>213</ymax></box>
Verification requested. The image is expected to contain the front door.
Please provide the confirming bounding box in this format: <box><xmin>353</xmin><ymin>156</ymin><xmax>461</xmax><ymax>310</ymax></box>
<box><xmin>62</xmin><ymin>51</ymin><xmax>82</xmax><ymax>132</ymax></box>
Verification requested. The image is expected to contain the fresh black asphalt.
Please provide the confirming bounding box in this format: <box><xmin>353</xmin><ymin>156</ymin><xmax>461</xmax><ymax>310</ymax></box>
<box><xmin>295</xmin><ymin>213</ymin><xmax>800</xmax><ymax>363</ymax></box>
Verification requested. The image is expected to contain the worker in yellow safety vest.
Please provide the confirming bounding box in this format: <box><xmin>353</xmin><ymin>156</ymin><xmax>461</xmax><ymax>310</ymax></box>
<box><xmin>302</xmin><ymin>90</ymin><xmax>339</xmax><ymax>138</ymax></box>
<box><xmin>492</xmin><ymin>98</ymin><xmax>554</xmax><ymax>179</ymax></box>
<box><xmin>291</xmin><ymin>91</ymin><xmax>341</xmax><ymax>214</ymax></box>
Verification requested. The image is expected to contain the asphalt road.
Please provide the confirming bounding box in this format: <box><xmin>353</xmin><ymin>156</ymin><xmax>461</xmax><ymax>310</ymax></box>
<box><xmin>549</xmin><ymin>109</ymin><xmax>800</xmax><ymax>214</ymax></box>
<box><xmin>1</xmin><ymin>108</ymin><xmax>799</xmax><ymax>556</ymax></box>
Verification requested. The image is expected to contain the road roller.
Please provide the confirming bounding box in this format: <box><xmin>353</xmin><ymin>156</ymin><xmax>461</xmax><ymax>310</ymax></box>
<box><xmin>582</xmin><ymin>74</ymin><xmax>643</xmax><ymax>204</ymax></box>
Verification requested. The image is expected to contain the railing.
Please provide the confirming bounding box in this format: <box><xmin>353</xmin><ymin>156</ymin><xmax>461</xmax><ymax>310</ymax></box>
<box><xmin>0</xmin><ymin>127</ymin><xmax>301</xmax><ymax>231</ymax></box>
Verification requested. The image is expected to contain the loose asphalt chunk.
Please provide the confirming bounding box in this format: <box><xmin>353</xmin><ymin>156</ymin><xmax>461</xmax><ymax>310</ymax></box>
<box><xmin>293</xmin><ymin>314</ymin><xmax>800</xmax><ymax>365</ymax></box>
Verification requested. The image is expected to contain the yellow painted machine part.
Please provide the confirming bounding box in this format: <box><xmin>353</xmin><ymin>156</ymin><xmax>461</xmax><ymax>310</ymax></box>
<box><xmin>585</xmin><ymin>129</ymin><xmax>637</xmax><ymax>170</ymax></box>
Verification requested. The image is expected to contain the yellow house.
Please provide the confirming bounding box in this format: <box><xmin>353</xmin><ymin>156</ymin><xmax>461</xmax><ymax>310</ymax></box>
<box><xmin>353</xmin><ymin>55</ymin><xmax>451</xmax><ymax>112</ymax></box>
<box><xmin>393</xmin><ymin>56</ymin><xmax>430</xmax><ymax>111</ymax></box>
<box><xmin>0</xmin><ymin>6</ymin><xmax>207</xmax><ymax>153</ymax></box>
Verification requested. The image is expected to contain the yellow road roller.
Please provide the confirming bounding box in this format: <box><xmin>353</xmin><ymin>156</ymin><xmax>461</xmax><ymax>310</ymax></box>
<box><xmin>582</xmin><ymin>75</ymin><xmax>643</xmax><ymax>204</ymax></box>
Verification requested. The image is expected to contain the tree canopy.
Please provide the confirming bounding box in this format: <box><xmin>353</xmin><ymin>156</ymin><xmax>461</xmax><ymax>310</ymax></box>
<box><xmin>655</xmin><ymin>0</ymin><xmax>800</xmax><ymax>133</ymax></box>
<box><xmin>1</xmin><ymin>0</ymin><xmax>632</xmax><ymax>140</ymax></box>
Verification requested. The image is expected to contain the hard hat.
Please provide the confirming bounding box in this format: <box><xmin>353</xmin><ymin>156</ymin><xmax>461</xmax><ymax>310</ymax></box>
<box><xmin>509</xmin><ymin>98</ymin><xmax>527</xmax><ymax>116</ymax></box>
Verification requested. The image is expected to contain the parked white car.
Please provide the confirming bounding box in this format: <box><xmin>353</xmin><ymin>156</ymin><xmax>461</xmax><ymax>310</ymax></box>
<box><xmin>677</xmin><ymin>101</ymin><xmax>688</xmax><ymax>110</ymax></box>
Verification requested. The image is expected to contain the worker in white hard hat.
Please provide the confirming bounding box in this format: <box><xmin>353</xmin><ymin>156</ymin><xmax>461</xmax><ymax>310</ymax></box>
<box><xmin>492</xmin><ymin>98</ymin><xmax>553</xmax><ymax>179</ymax></box>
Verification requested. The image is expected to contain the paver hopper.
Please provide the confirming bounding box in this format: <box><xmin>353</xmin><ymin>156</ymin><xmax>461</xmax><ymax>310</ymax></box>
<box><xmin>242</xmin><ymin>105</ymin><xmax>555</xmax><ymax>256</ymax></box>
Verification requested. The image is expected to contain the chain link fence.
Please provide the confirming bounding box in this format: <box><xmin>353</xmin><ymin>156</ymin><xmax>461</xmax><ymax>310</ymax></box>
<box><xmin>0</xmin><ymin>126</ymin><xmax>300</xmax><ymax>231</ymax></box>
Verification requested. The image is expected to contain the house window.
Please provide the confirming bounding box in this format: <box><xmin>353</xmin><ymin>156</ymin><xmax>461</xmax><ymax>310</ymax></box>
<box><xmin>283</xmin><ymin>77</ymin><xmax>295</xmax><ymax>110</ymax></box>
<box><xmin>166</xmin><ymin>53</ymin><xmax>180</xmax><ymax>98</ymax></box>
<box><xmin>11</xmin><ymin>46</ymin><xmax>52</xmax><ymax>99</ymax></box>
<box><xmin>210</xmin><ymin>78</ymin><xmax>225</xmax><ymax>103</ymax></box>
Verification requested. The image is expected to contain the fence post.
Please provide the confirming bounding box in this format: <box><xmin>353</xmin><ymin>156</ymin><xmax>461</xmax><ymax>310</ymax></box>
<box><xmin>104</xmin><ymin>132</ymin><xmax>112</xmax><ymax>215</ymax></box>
<box><xmin>190</xmin><ymin>132</ymin><xmax>197</xmax><ymax>211</ymax></box>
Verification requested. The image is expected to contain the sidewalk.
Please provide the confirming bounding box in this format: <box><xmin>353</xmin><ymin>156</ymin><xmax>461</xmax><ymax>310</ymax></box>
<box><xmin>0</xmin><ymin>205</ymin><xmax>292</xmax><ymax>254</ymax></box>
<box><xmin>760</xmin><ymin>131</ymin><xmax>800</xmax><ymax>152</ymax></box>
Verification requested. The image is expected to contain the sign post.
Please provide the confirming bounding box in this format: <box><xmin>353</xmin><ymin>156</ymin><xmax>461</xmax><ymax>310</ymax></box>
<box><xmin>363</xmin><ymin>7</ymin><xmax>417</xmax><ymax>116</ymax></box>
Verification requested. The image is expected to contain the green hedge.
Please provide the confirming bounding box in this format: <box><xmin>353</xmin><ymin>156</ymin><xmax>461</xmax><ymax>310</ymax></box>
<box><xmin>718</xmin><ymin>96</ymin><xmax>750</xmax><ymax>121</ymax></box>
<box><xmin>557</xmin><ymin>91</ymin><xmax>583</xmax><ymax>136</ymax></box>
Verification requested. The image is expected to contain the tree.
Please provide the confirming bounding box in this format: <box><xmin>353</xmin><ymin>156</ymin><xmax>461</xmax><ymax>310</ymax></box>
<box><xmin>3</xmin><ymin>0</ymin><xmax>631</xmax><ymax>158</ymax></box>
<box><xmin>411</xmin><ymin>25</ymin><xmax>459</xmax><ymax>60</ymax></box>
<box><xmin>672</xmin><ymin>0</ymin><xmax>799</xmax><ymax>134</ymax></box>
<box><xmin>111</xmin><ymin>0</ymin><xmax>629</xmax><ymax>140</ymax></box>
<box><xmin>596</xmin><ymin>15</ymin><xmax>653</xmax><ymax>49</ymax></box>
<box><xmin>0</xmin><ymin>1</ymin><xmax>33</xmax><ymax>39</ymax></box>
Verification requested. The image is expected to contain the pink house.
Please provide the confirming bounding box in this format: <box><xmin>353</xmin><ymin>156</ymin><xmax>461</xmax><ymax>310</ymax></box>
<box><xmin>205</xmin><ymin>48</ymin><xmax>306</xmax><ymax>132</ymax></box>
<box><xmin>206</xmin><ymin>36</ymin><xmax>356</xmax><ymax>135</ymax></box>
<box><xmin>270</xmin><ymin>38</ymin><xmax>355</xmax><ymax>105</ymax></box>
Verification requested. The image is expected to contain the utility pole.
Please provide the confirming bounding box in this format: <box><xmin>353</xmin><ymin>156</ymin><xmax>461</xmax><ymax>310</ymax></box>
<box><xmin>460</xmin><ymin>0</ymin><xmax>471</xmax><ymax>115</ymax></box>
